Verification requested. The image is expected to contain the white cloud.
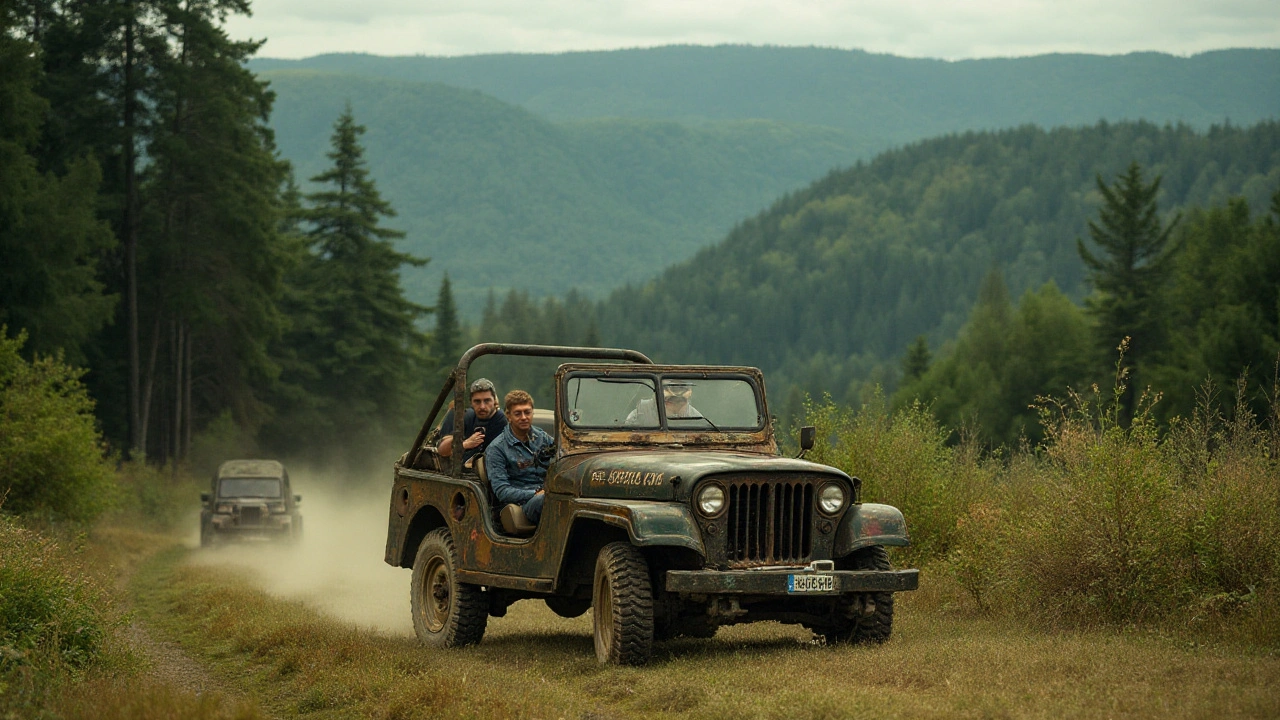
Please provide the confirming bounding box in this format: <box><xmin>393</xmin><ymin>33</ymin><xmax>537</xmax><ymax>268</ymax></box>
<box><xmin>227</xmin><ymin>0</ymin><xmax>1280</xmax><ymax>59</ymax></box>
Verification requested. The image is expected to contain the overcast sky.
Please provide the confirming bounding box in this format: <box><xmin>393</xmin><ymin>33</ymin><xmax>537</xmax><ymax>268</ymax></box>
<box><xmin>226</xmin><ymin>0</ymin><xmax>1280</xmax><ymax>61</ymax></box>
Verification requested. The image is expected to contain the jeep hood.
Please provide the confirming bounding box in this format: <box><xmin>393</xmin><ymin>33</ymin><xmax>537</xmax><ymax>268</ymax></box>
<box><xmin>553</xmin><ymin>450</ymin><xmax>852</xmax><ymax>501</ymax></box>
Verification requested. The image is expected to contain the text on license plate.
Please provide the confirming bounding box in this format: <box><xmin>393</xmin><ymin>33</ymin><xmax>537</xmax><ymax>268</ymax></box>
<box><xmin>788</xmin><ymin>574</ymin><xmax>835</xmax><ymax>593</ymax></box>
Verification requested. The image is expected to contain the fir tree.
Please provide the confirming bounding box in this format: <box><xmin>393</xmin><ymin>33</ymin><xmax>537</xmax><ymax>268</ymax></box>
<box><xmin>901</xmin><ymin>336</ymin><xmax>931</xmax><ymax>383</ymax></box>
<box><xmin>432</xmin><ymin>273</ymin><xmax>460</xmax><ymax>372</ymax></box>
<box><xmin>1077</xmin><ymin>161</ymin><xmax>1180</xmax><ymax>418</ymax></box>
<box><xmin>265</xmin><ymin>105</ymin><xmax>429</xmax><ymax>464</ymax></box>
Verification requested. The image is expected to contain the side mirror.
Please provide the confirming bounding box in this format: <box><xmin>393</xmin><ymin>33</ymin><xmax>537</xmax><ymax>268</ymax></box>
<box><xmin>294</xmin><ymin>495</ymin><xmax>302</xmax><ymax>504</ymax></box>
<box><xmin>799</xmin><ymin>426</ymin><xmax>816</xmax><ymax>451</ymax></box>
<box><xmin>200</xmin><ymin>492</ymin><xmax>210</xmax><ymax>503</ymax></box>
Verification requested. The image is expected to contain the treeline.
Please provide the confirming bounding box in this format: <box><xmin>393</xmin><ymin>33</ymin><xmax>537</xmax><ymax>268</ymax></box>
<box><xmin>898</xmin><ymin>173</ymin><xmax>1280</xmax><ymax>446</ymax></box>
<box><xmin>1</xmin><ymin>2</ymin><xmax>427</xmax><ymax>470</ymax></box>
<box><xmin>449</xmin><ymin>122</ymin><xmax>1280</xmax><ymax>445</ymax></box>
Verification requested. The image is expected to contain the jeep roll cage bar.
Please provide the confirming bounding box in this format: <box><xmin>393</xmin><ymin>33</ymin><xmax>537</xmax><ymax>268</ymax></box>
<box><xmin>410</xmin><ymin>343</ymin><xmax>655</xmax><ymax>477</ymax></box>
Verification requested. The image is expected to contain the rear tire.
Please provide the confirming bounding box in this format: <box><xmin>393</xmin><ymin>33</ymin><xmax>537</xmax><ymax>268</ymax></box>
<box><xmin>592</xmin><ymin>542</ymin><xmax>654</xmax><ymax>665</ymax></box>
<box><xmin>411</xmin><ymin>528</ymin><xmax>487</xmax><ymax>648</ymax></box>
<box><xmin>821</xmin><ymin>545</ymin><xmax>895</xmax><ymax>645</ymax></box>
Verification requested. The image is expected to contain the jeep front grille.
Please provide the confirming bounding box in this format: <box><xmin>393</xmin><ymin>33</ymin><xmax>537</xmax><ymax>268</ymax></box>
<box><xmin>238</xmin><ymin>506</ymin><xmax>263</xmax><ymax>526</ymax></box>
<box><xmin>725</xmin><ymin>480</ymin><xmax>814</xmax><ymax>566</ymax></box>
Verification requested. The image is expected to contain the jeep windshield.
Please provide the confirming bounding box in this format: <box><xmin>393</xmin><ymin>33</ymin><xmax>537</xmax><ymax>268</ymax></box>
<box><xmin>218</xmin><ymin>478</ymin><xmax>283</xmax><ymax>498</ymax></box>
<box><xmin>563</xmin><ymin>373</ymin><xmax>763</xmax><ymax>431</ymax></box>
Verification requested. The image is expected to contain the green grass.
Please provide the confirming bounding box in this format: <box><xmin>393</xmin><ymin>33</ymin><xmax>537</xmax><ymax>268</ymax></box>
<box><xmin>131</xmin><ymin>546</ymin><xmax>1280</xmax><ymax>719</ymax></box>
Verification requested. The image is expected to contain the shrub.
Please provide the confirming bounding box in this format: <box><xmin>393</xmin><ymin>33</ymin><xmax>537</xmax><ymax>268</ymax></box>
<box><xmin>0</xmin><ymin>515</ymin><xmax>108</xmax><ymax>671</ymax></box>
<box><xmin>0</xmin><ymin>329</ymin><xmax>118</xmax><ymax>522</ymax></box>
<box><xmin>803</xmin><ymin>391</ymin><xmax>999</xmax><ymax>561</ymax></box>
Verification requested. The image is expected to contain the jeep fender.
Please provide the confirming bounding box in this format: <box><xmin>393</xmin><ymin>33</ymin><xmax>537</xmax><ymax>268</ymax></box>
<box><xmin>834</xmin><ymin>502</ymin><xmax>911</xmax><ymax>556</ymax></box>
<box><xmin>571</xmin><ymin>498</ymin><xmax>705</xmax><ymax>556</ymax></box>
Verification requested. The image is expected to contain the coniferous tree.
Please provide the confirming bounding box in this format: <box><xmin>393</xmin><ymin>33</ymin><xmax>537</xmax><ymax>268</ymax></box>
<box><xmin>131</xmin><ymin>0</ymin><xmax>291</xmax><ymax>462</ymax></box>
<box><xmin>264</xmin><ymin>106</ymin><xmax>429</xmax><ymax>464</ymax></box>
<box><xmin>901</xmin><ymin>336</ymin><xmax>931</xmax><ymax>383</ymax></box>
<box><xmin>0</xmin><ymin>23</ymin><xmax>116</xmax><ymax>364</ymax></box>
<box><xmin>432</xmin><ymin>273</ymin><xmax>460</xmax><ymax>373</ymax></box>
<box><xmin>1077</xmin><ymin>161</ymin><xmax>1181</xmax><ymax>419</ymax></box>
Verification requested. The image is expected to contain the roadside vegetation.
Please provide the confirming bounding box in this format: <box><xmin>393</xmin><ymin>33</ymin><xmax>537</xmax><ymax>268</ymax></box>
<box><xmin>803</xmin><ymin>365</ymin><xmax>1280</xmax><ymax>649</ymax></box>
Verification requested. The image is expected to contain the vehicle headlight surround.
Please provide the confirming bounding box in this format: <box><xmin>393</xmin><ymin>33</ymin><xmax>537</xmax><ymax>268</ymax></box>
<box><xmin>269</xmin><ymin>502</ymin><xmax>287</xmax><ymax>514</ymax></box>
<box><xmin>818</xmin><ymin>483</ymin><xmax>846</xmax><ymax>515</ymax></box>
<box><xmin>216</xmin><ymin>503</ymin><xmax>232</xmax><ymax>514</ymax></box>
<box><xmin>697</xmin><ymin>484</ymin><xmax>726</xmax><ymax>517</ymax></box>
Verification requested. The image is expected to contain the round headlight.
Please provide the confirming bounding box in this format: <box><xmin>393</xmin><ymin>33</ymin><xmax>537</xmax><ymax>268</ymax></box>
<box><xmin>697</xmin><ymin>485</ymin><xmax>725</xmax><ymax>516</ymax></box>
<box><xmin>818</xmin><ymin>484</ymin><xmax>845</xmax><ymax>514</ymax></box>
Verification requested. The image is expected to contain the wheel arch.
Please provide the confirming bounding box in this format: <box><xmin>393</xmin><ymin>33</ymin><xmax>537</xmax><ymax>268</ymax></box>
<box><xmin>400</xmin><ymin>504</ymin><xmax>448</xmax><ymax>568</ymax></box>
<box><xmin>834</xmin><ymin>502</ymin><xmax>912</xmax><ymax>557</ymax></box>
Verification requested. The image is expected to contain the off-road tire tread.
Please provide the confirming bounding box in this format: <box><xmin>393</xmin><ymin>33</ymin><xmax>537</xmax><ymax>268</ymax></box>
<box><xmin>412</xmin><ymin>528</ymin><xmax>488</xmax><ymax>648</ymax></box>
<box><xmin>824</xmin><ymin>545</ymin><xmax>895</xmax><ymax>645</ymax></box>
<box><xmin>849</xmin><ymin>545</ymin><xmax>894</xmax><ymax>643</ymax></box>
<box><xmin>596</xmin><ymin>542</ymin><xmax>654</xmax><ymax>665</ymax></box>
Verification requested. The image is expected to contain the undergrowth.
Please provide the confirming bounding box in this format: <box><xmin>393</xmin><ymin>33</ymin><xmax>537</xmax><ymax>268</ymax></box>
<box><xmin>803</xmin><ymin>367</ymin><xmax>1280</xmax><ymax>647</ymax></box>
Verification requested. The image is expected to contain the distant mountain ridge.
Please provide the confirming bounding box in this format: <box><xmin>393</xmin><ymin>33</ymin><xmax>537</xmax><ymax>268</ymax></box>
<box><xmin>592</xmin><ymin>121</ymin><xmax>1280</xmax><ymax>405</ymax></box>
<box><xmin>254</xmin><ymin>46</ymin><xmax>1279</xmax><ymax>314</ymax></box>
<box><xmin>253</xmin><ymin>46</ymin><xmax>1279</xmax><ymax>135</ymax></box>
<box><xmin>263</xmin><ymin>70</ymin><xmax>866</xmax><ymax>313</ymax></box>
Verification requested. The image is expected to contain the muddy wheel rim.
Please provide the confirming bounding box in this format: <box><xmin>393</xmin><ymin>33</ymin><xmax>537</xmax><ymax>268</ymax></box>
<box><xmin>593</xmin><ymin>567</ymin><xmax>613</xmax><ymax>659</ymax></box>
<box><xmin>422</xmin><ymin>556</ymin><xmax>450</xmax><ymax>633</ymax></box>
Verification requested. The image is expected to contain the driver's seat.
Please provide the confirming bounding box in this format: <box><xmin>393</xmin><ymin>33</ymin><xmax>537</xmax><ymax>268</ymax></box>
<box><xmin>474</xmin><ymin>455</ymin><xmax>536</xmax><ymax>536</ymax></box>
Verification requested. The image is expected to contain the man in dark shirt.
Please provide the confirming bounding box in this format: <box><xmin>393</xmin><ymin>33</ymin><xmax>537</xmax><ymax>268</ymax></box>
<box><xmin>437</xmin><ymin>377</ymin><xmax>507</xmax><ymax>465</ymax></box>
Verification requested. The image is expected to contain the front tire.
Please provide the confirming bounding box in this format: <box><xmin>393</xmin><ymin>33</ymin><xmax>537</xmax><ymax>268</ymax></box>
<box><xmin>592</xmin><ymin>542</ymin><xmax>654</xmax><ymax>665</ymax></box>
<box><xmin>821</xmin><ymin>545</ymin><xmax>895</xmax><ymax>645</ymax></box>
<box><xmin>411</xmin><ymin>528</ymin><xmax>487</xmax><ymax>648</ymax></box>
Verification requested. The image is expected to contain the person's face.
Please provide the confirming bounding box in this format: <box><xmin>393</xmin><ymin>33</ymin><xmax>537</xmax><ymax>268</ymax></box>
<box><xmin>471</xmin><ymin>390</ymin><xmax>497</xmax><ymax>419</ymax></box>
<box><xmin>508</xmin><ymin>403</ymin><xmax>534</xmax><ymax>433</ymax></box>
<box><xmin>664</xmin><ymin>386</ymin><xmax>691</xmax><ymax>411</ymax></box>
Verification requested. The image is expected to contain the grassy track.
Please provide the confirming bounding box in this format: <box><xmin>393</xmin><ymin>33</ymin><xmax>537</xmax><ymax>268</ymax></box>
<box><xmin>131</xmin><ymin>544</ymin><xmax>1280</xmax><ymax>720</ymax></box>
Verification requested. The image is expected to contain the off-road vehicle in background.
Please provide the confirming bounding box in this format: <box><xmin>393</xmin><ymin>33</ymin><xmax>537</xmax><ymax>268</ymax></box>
<box><xmin>384</xmin><ymin>344</ymin><xmax>918</xmax><ymax>665</ymax></box>
<box><xmin>201</xmin><ymin>459</ymin><xmax>303</xmax><ymax>546</ymax></box>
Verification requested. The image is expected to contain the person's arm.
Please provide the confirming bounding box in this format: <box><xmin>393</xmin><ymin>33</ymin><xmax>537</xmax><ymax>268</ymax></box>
<box><xmin>436</xmin><ymin>413</ymin><xmax>456</xmax><ymax>457</ymax></box>
<box><xmin>486</xmin><ymin>442</ymin><xmax>537</xmax><ymax>505</ymax></box>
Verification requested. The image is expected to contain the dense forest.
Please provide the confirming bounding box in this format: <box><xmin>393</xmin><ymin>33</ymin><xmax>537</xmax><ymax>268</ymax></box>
<box><xmin>256</xmin><ymin>48</ymin><xmax>1279</xmax><ymax>316</ymax></box>
<box><xmin>3</xmin><ymin>0</ymin><xmax>1278</xmax><ymax>474</ymax></box>
<box><xmin>465</xmin><ymin>122</ymin><xmax>1280</xmax><ymax>442</ymax></box>
<box><xmin>1</xmin><ymin>3</ymin><xmax>428</xmax><ymax>470</ymax></box>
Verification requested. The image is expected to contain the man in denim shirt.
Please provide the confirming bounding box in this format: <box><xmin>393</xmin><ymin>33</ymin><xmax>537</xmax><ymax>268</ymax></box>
<box><xmin>485</xmin><ymin>389</ymin><xmax>554</xmax><ymax>524</ymax></box>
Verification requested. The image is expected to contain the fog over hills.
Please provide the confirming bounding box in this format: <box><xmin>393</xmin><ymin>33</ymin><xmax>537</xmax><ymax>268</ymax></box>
<box><xmin>255</xmin><ymin>46</ymin><xmax>1279</xmax><ymax>315</ymax></box>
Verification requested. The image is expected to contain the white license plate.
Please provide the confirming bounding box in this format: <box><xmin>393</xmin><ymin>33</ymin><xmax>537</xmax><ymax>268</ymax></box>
<box><xmin>788</xmin><ymin>574</ymin><xmax>835</xmax><ymax>593</ymax></box>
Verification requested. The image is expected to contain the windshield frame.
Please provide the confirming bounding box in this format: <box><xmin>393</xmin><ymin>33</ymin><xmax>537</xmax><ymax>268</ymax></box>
<box><xmin>561</xmin><ymin>370</ymin><xmax>766</xmax><ymax>433</ymax></box>
<box><xmin>217</xmin><ymin>477</ymin><xmax>284</xmax><ymax>499</ymax></box>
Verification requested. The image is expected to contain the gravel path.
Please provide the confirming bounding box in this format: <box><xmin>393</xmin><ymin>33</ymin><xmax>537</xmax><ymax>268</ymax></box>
<box><xmin>125</xmin><ymin>621</ymin><xmax>228</xmax><ymax>697</ymax></box>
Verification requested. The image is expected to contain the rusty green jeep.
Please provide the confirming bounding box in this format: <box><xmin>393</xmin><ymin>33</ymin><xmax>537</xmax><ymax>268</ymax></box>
<box><xmin>384</xmin><ymin>343</ymin><xmax>918</xmax><ymax>665</ymax></box>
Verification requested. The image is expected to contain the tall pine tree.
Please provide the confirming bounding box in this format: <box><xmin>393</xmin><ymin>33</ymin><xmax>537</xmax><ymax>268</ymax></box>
<box><xmin>1077</xmin><ymin>161</ymin><xmax>1180</xmax><ymax>419</ymax></box>
<box><xmin>431</xmin><ymin>273</ymin><xmax>460</xmax><ymax>376</ymax></box>
<box><xmin>264</xmin><ymin>105</ymin><xmax>429</xmax><ymax>465</ymax></box>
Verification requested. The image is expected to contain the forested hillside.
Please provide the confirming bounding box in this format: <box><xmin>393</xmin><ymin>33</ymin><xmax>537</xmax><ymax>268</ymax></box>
<box><xmin>263</xmin><ymin>71</ymin><xmax>865</xmax><ymax>312</ymax></box>
<box><xmin>585</xmin><ymin>121</ymin><xmax>1280</xmax><ymax>408</ymax></box>
<box><xmin>254</xmin><ymin>47</ymin><xmax>1279</xmax><ymax>138</ymax></box>
<box><xmin>257</xmin><ymin>47</ymin><xmax>1279</xmax><ymax>314</ymax></box>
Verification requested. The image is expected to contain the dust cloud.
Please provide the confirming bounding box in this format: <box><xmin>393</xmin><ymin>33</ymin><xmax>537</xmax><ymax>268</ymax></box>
<box><xmin>189</xmin><ymin>471</ymin><xmax>414</xmax><ymax>637</ymax></box>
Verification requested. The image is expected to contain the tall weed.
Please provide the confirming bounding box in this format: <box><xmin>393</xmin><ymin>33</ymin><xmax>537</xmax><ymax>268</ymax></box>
<box><xmin>801</xmin><ymin>367</ymin><xmax>1280</xmax><ymax>643</ymax></box>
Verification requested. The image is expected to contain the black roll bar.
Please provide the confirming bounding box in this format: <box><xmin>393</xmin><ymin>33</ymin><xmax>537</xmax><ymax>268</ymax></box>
<box><xmin>407</xmin><ymin>343</ymin><xmax>654</xmax><ymax>476</ymax></box>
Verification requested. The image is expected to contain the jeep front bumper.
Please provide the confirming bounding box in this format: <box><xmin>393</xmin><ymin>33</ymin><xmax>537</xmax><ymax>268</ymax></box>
<box><xmin>665</xmin><ymin>568</ymin><xmax>919</xmax><ymax>594</ymax></box>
